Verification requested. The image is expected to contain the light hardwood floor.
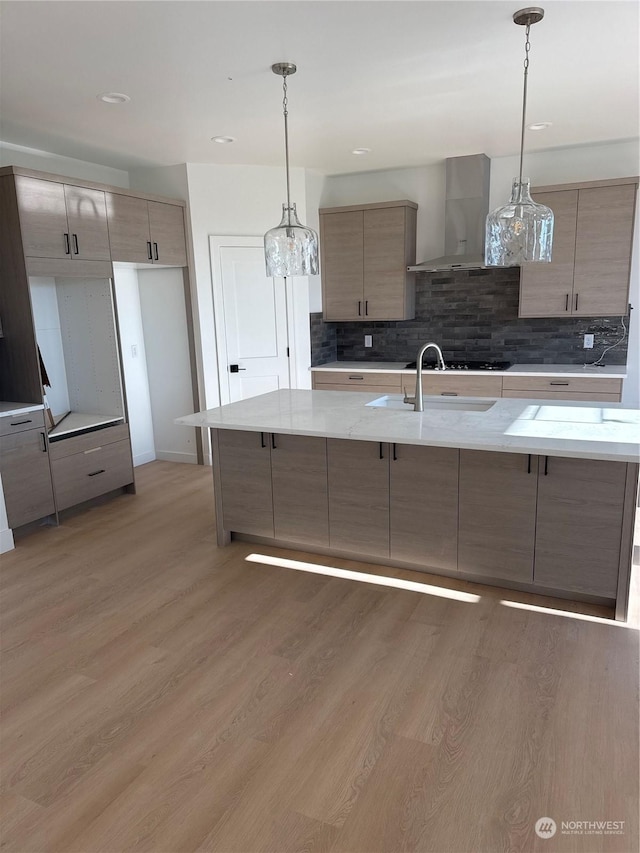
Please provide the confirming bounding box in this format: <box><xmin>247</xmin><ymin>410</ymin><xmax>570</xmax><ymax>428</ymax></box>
<box><xmin>1</xmin><ymin>461</ymin><xmax>638</xmax><ymax>853</ymax></box>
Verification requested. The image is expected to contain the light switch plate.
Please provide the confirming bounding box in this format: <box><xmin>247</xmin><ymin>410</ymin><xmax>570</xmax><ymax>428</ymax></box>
<box><xmin>364</xmin><ymin>335</ymin><xmax>372</xmax><ymax>348</ymax></box>
<box><xmin>583</xmin><ymin>334</ymin><xmax>594</xmax><ymax>349</ymax></box>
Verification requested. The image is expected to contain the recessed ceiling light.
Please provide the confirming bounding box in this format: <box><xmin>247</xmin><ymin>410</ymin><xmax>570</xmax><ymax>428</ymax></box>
<box><xmin>97</xmin><ymin>92</ymin><xmax>130</xmax><ymax>104</ymax></box>
<box><xmin>527</xmin><ymin>121</ymin><xmax>552</xmax><ymax>131</ymax></box>
<box><xmin>351</xmin><ymin>147</ymin><xmax>372</xmax><ymax>155</ymax></box>
<box><xmin>211</xmin><ymin>136</ymin><xmax>236</xmax><ymax>144</ymax></box>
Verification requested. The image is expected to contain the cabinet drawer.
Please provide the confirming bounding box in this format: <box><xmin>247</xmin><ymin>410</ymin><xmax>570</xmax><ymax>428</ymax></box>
<box><xmin>502</xmin><ymin>375</ymin><xmax>622</xmax><ymax>396</ymax></box>
<box><xmin>48</xmin><ymin>423</ymin><xmax>129</xmax><ymax>460</ymax></box>
<box><xmin>0</xmin><ymin>428</ymin><xmax>55</xmax><ymax>527</ymax></box>
<box><xmin>0</xmin><ymin>410</ymin><xmax>45</xmax><ymax>437</ymax></box>
<box><xmin>51</xmin><ymin>439</ymin><xmax>133</xmax><ymax>511</ymax></box>
<box><xmin>402</xmin><ymin>373</ymin><xmax>502</xmax><ymax>398</ymax></box>
<box><xmin>502</xmin><ymin>390</ymin><xmax>621</xmax><ymax>403</ymax></box>
<box><xmin>313</xmin><ymin>371</ymin><xmax>402</xmax><ymax>390</ymax></box>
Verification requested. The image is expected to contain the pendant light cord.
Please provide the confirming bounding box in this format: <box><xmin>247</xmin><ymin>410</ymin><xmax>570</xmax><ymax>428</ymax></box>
<box><xmin>518</xmin><ymin>23</ymin><xmax>531</xmax><ymax>187</ymax></box>
<box><xmin>282</xmin><ymin>74</ymin><xmax>292</xmax><ymax>226</ymax></box>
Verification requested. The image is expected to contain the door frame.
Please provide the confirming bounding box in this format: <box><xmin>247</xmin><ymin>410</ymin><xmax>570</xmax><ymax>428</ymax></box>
<box><xmin>209</xmin><ymin>235</ymin><xmax>309</xmax><ymax>406</ymax></box>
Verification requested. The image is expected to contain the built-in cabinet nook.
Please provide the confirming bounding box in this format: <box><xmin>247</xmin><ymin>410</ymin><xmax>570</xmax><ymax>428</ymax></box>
<box><xmin>0</xmin><ymin>166</ymin><xmax>201</xmax><ymax>531</ymax></box>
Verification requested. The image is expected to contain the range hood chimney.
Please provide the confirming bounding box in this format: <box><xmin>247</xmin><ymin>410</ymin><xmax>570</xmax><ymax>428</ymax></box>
<box><xmin>408</xmin><ymin>153</ymin><xmax>491</xmax><ymax>272</ymax></box>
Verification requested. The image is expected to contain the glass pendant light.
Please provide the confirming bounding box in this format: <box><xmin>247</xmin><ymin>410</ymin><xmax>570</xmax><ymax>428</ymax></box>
<box><xmin>485</xmin><ymin>8</ymin><xmax>554</xmax><ymax>266</ymax></box>
<box><xmin>264</xmin><ymin>62</ymin><xmax>319</xmax><ymax>277</ymax></box>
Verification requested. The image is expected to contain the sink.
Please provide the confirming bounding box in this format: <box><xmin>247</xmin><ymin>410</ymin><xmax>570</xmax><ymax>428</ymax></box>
<box><xmin>366</xmin><ymin>395</ymin><xmax>495</xmax><ymax>412</ymax></box>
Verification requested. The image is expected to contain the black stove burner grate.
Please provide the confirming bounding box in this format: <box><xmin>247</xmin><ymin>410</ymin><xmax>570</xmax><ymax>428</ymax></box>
<box><xmin>404</xmin><ymin>360</ymin><xmax>512</xmax><ymax>371</ymax></box>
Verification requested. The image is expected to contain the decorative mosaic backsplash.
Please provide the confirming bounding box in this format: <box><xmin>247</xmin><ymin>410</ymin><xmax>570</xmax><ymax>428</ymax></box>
<box><xmin>310</xmin><ymin>268</ymin><xmax>629</xmax><ymax>366</ymax></box>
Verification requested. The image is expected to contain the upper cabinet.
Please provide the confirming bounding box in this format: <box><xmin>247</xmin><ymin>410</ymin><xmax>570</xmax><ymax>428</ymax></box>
<box><xmin>15</xmin><ymin>176</ymin><xmax>111</xmax><ymax>261</ymax></box>
<box><xmin>106</xmin><ymin>194</ymin><xmax>187</xmax><ymax>266</ymax></box>
<box><xmin>519</xmin><ymin>178</ymin><xmax>637</xmax><ymax>318</ymax></box>
<box><xmin>320</xmin><ymin>200</ymin><xmax>417</xmax><ymax>321</ymax></box>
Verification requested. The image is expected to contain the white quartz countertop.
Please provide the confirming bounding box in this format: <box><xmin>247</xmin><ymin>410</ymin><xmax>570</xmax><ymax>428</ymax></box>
<box><xmin>0</xmin><ymin>402</ymin><xmax>44</xmax><ymax>418</ymax></box>
<box><xmin>310</xmin><ymin>361</ymin><xmax>627</xmax><ymax>378</ymax></box>
<box><xmin>177</xmin><ymin>389</ymin><xmax>640</xmax><ymax>463</ymax></box>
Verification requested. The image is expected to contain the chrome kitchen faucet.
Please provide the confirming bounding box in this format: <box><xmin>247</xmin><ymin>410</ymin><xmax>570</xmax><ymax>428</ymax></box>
<box><xmin>404</xmin><ymin>342</ymin><xmax>447</xmax><ymax>412</ymax></box>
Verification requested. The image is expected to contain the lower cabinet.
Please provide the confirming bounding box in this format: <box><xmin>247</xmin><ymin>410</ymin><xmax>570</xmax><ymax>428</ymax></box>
<box><xmin>458</xmin><ymin>450</ymin><xmax>538</xmax><ymax>583</ymax></box>
<box><xmin>534</xmin><ymin>456</ymin><xmax>627</xmax><ymax>597</ymax></box>
<box><xmin>217</xmin><ymin>430</ymin><xmax>273</xmax><ymax>536</ymax></box>
<box><xmin>389</xmin><ymin>443</ymin><xmax>458</xmax><ymax>570</ymax></box>
<box><xmin>327</xmin><ymin>438</ymin><xmax>390</xmax><ymax>556</ymax></box>
<box><xmin>0</xmin><ymin>415</ymin><xmax>55</xmax><ymax>528</ymax></box>
<box><xmin>271</xmin><ymin>433</ymin><xmax>328</xmax><ymax>545</ymax></box>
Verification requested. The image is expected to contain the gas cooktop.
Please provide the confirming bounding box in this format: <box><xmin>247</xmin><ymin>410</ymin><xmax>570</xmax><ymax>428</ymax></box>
<box><xmin>404</xmin><ymin>360</ymin><xmax>512</xmax><ymax>371</ymax></box>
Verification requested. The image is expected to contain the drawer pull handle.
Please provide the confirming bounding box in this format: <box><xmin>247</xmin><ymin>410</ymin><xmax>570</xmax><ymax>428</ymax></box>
<box><xmin>565</xmin><ymin>293</ymin><xmax>569</xmax><ymax>312</ymax></box>
<box><xmin>379</xmin><ymin>442</ymin><xmax>384</xmax><ymax>460</ymax></box>
<box><xmin>393</xmin><ymin>443</ymin><xmax>398</xmax><ymax>461</ymax></box>
<box><xmin>9</xmin><ymin>419</ymin><xmax>32</xmax><ymax>426</ymax></box>
<box><xmin>549</xmin><ymin>381</ymin><xmax>569</xmax><ymax>386</ymax></box>
<box><xmin>153</xmin><ymin>242</ymin><xmax>159</xmax><ymax>261</ymax></box>
<box><xmin>147</xmin><ymin>241</ymin><xmax>153</xmax><ymax>260</ymax></box>
<box><xmin>527</xmin><ymin>454</ymin><xmax>531</xmax><ymax>474</ymax></box>
<box><xmin>271</xmin><ymin>433</ymin><xmax>277</xmax><ymax>450</ymax></box>
<box><xmin>64</xmin><ymin>232</ymin><xmax>71</xmax><ymax>255</ymax></box>
<box><xmin>348</xmin><ymin>375</ymin><xmax>364</xmax><ymax>380</ymax></box>
<box><xmin>72</xmin><ymin>233</ymin><xmax>79</xmax><ymax>255</ymax></box>
<box><xmin>440</xmin><ymin>392</ymin><xmax>458</xmax><ymax>396</ymax></box>
<box><xmin>84</xmin><ymin>446</ymin><xmax>102</xmax><ymax>454</ymax></box>
<box><xmin>88</xmin><ymin>469</ymin><xmax>106</xmax><ymax>477</ymax></box>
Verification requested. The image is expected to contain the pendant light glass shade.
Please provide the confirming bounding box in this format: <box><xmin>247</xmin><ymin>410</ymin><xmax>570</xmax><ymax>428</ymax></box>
<box><xmin>485</xmin><ymin>8</ymin><xmax>554</xmax><ymax>267</ymax></box>
<box><xmin>485</xmin><ymin>178</ymin><xmax>554</xmax><ymax>266</ymax></box>
<box><xmin>264</xmin><ymin>62</ymin><xmax>319</xmax><ymax>278</ymax></box>
<box><xmin>265</xmin><ymin>203</ymin><xmax>319</xmax><ymax>277</ymax></box>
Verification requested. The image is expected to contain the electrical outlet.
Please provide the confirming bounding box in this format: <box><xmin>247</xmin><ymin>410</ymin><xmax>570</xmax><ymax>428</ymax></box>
<box><xmin>583</xmin><ymin>334</ymin><xmax>594</xmax><ymax>349</ymax></box>
<box><xmin>364</xmin><ymin>335</ymin><xmax>373</xmax><ymax>348</ymax></box>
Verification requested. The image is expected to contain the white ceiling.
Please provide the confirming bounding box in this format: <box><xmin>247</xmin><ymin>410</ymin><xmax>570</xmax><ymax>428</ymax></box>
<box><xmin>1</xmin><ymin>1</ymin><xmax>638</xmax><ymax>176</ymax></box>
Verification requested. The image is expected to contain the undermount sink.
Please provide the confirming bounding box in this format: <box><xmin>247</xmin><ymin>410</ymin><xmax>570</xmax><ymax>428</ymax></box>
<box><xmin>366</xmin><ymin>395</ymin><xmax>496</xmax><ymax>413</ymax></box>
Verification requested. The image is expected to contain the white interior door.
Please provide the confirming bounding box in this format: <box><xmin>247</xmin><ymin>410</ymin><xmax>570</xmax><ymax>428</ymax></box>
<box><xmin>211</xmin><ymin>237</ymin><xmax>291</xmax><ymax>404</ymax></box>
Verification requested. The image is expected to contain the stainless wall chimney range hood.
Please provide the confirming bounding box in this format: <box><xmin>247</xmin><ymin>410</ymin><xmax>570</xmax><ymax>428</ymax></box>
<box><xmin>408</xmin><ymin>153</ymin><xmax>491</xmax><ymax>273</ymax></box>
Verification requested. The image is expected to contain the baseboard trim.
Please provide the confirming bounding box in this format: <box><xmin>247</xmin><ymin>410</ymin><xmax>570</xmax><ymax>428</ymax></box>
<box><xmin>0</xmin><ymin>527</ymin><xmax>15</xmax><ymax>553</ymax></box>
<box><xmin>155</xmin><ymin>451</ymin><xmax>198</xmax><ymax>464</ymax></box>
<box><xmin>133</xmin><ymin>450</ymin><xmax>156</xmax><ymax>467</ymax></box>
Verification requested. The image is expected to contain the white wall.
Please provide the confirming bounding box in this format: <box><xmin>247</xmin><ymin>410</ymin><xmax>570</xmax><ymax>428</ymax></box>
<box><xmin>113</xmin><ymin>268</ymin><xmax>156</xmax><ymax>466</ymax></box>
<box><xmin>305</xmin><ymin>169</ymin><xmax>327</xmax><ymax>312</ymax></box>
<box><xmin>0</xmin><ymin>140</ymin><xmax>129</xmax><ymax>187</ymax></box>
<box><xmin>138</xmin><ymin>267</ymin><xmax>198</xmax><ymax>464</ymax></box>
<box><xmin>28</xmin><ymin>276</ymin><xmax>70</xmax><ymax>419</ymax></box>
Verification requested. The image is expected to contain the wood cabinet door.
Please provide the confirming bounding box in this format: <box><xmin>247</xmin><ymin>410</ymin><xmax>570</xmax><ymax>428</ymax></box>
<box><xmin>63</xmin><ymin>185</ymin><xmax>111</xmax><ymax>261</ymax></box>
<box><xmin>217</xmin><ymin>429</ymin><xmax>273</xmax><ymax>536</ymax></box>
<box><xmin>105</xmin><ymin>193</ymin><xmax>152</xmax><ymax>263</ymax></box>
<box><xmin>271</xmin><ymin>433</ymin><xmax>328</xmax><ymax>545</ymax></box>
<box><xmin>320</xmin><ymin>211</ymin><xmax>363</xmax><ymax>321</ymax></box>
<box><xmin>148</xmin><ymin>201</ymin><xmax>187</xmax><ymax>266</ymax></box>
<box><xmin>15</xmin><ymin>176</ymin><xmax>70</xmax><ymax>259</ymax></box>
<box><xmin>363</xmin><ymin>206</ymin><xmax>407</xmax><ymax>319</ymax></box>
<box><xmin>458</xmin><ymin>449</ymin><xmax>537</xmax><ymax>583</ymax></box>
<box><xmin>0</xmin><ymin>429</ymin><xmax>55</xmax><ymax>528</ymax></box>
<box><xmin>390</xmin><ymin>444</ymin><xmax>458</xmax><ymax>571</ymax></box>
<box><xmin>327</xmin><ymin>438</ymin><xmax>389</xmax><ymax>556</ymax></box>
<box><xmin>534</xmin><ymin>456</ymin><xmax>627</xmax><ymax>597</ymax></box>
<box><xmin>518</xmin><ymin>190</ymin><xmax>578</xmax><ymax>318</ymax></box>
<box><xmin>572</xmin><ymin>184</ymin><xmax>637</xmax><ymax>316</ymax></box>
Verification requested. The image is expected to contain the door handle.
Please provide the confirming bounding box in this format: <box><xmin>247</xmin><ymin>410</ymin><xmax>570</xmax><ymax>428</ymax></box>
<box><xmin>40</xmin><ymin>432</ymin><xmax>47</xmax><ymax>452</ymax></box>
<box><xmin>229</xmin><ymin>364</ymin><xmax>246</xmax><ymax>372</ymax></box>
<box><xmin>72</xmin><ymin>234</ymin><xmax>79</xmax><ymax>255</ymax></box>
<box><xmin>153</xmin><ymin>242</ymin><xmax>159</xmax><ymax>261</ymax></box>
<box><xmin>64</xmin><ymin>233</ymin><xmax>71</xmax><ymax>255</ymax></box>
<box><xmin>147</xmin><ymin>241</ymin><xmax>153</xmax><ymax>260</ymax></box>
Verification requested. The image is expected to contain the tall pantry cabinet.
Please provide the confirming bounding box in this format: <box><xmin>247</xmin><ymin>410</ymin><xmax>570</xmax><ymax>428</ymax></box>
<box><xmin>0</xmin><ymin>165</ymin><xmax>200</xmax><ymax>531</ymax></box>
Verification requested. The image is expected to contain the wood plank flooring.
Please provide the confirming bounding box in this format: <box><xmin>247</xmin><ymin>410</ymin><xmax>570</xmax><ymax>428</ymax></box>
<box><xmin>1</xmin><ymin>460</ymin><xmax>638</xmax><ymax>853</ymax></box>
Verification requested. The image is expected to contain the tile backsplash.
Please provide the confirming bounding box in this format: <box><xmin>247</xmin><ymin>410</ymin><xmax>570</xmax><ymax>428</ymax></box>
<box><xmin>310</xmin><ymin>268</ymin><xmax>629</xmax><ymax>366</ymax></box>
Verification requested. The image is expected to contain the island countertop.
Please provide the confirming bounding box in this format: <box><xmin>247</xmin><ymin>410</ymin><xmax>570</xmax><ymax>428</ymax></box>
<box><xmin>177</xmin><ymin>389</ymin><xmax>640</xmax><ymax>463</ymax></box>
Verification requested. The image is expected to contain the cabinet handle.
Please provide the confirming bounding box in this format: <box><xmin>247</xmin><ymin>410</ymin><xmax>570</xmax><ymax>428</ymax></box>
<box><xmin>88</xmin><ymin>469</ymin><xmax>106</xmax><ymax>477</ymax></box>
<box><xmin>72</xmin><ymin>234</ymin><xmax>79</xmax><ymax>255</ymax></box>
<box><xmin>40</xmin><ymin>432</ymin><xmax>47</xmax><ymax>452</ymax></box>
<box><xmin>565</xmin><ymin>293</ymin><xmax>569</xmax><ymax>312</ymax></box>
<box><xmin>527</xmin><ymin>454</ymin><xmax>531</xmax><ymax>474</ymax></box>
<box><xmin>544</xmin><ymin>456</ymin><xmax>549</xmax><ymax>476</ymax></box>
<box><xmin>365</xmin><ymin>300</ymin><xmax>369</xmax><ymax>316</ymax></box>
<box><xmin>348</xmin><ymin>375</ymin><xmax>364</xmax><ymax>380</ymax></box>
<box><xmin>9</xmin><ymin>419</ymin><xmax>32</xmax><ymax>426</ymax></box>
<box><xmin>379</xmin><ymin>442</ymin><xmax>384</xmax><ymax>460</ymax></box>
<box><xmin>260</xmin><ymin>432</ymin><xmax>266</xmax><ymax>448</ymax></box>
<box><xmin>358</xmin><ymin>301</ymin><xmax>362</xmax><ymax>316</ymax></box>
<box><xmin>575</xmin><ymin>293</ymin><xmax>579</xmax><ymax>311</ymax></box>
<box><xmin>393</xmin><ymin>443</ymin><xmax>398</xmax><ymax>461</ymax></box>
<box><xmin>153</xmin><ymin>242</ymin><xmax>159</xmax><ymax>261</ymax></box>
<box><xmin>550</xmin><ymin>381</ymin><xmax>569</xmax><ymax>386</ymax></box>
<box><xmin>147</xmin><ymin>241</ymin><xmax>153</xmax><ymax>260</ymax></box>
<box><xmin>440</xmin><ymin>392</ymin><xmax>458</xmax><ymax>396</ymax></box>
<box><xmin>271</xmin><ymin>433</ymin><xmax>277</xmax><ymax>450</ymax></box>
<box><xmin>64</xmin><ymin>233</ymin><xmax>71</xmax><ymax>255</ymax></box>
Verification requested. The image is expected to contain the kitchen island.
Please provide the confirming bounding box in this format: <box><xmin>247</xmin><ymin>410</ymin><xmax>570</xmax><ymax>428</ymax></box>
<box><xmin>178</xmin><ymin>390</ymin><xmax>639</xmax><ymax>620</ymax></box>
